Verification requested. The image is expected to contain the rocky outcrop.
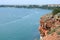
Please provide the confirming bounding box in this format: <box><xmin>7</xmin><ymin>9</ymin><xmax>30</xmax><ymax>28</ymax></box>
<box><xmin>39</xmin><ymin>13</ymin><xmax>60</xmax><ymax>40</ymax></box>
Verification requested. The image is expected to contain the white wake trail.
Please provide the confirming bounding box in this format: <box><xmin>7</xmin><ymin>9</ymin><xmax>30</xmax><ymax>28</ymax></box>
<box><xmin>0</xmin><ymin>12</ymin><xmax>39</xmax><ymax>25</ymax></box>
<box><xmin>0</xmin><ymin>14</ymin><xmax>33</xmax><ymax>25</ymax></box>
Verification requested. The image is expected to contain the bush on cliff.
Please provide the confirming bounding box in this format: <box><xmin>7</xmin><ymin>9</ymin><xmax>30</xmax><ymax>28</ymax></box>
<box><xmin>48</xmin><ymin>28</ymin><xmax>56</xmax><ymax>34</ymax></box>
<box><xmin>57</xmin><ymin>32</ymin><xmax>60</xmax><ymax>35</ymax></box>
<box><xmin>48</xmin><ymin>26</ymin><xmax>60</xmax><ymax>35</ymax></box>
<box><xmin>52</xmin><ymin>8</ymin><xmax>60</xmax><ymax>16</ymax></box>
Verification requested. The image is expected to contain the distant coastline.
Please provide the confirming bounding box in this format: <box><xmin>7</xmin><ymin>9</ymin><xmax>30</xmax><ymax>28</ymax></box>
<box><xmin>0</xmin><ymin>5</ymin><xmax>42</xmax><ymax>8</ymax></box>
<box><xmin>0</xmin><ymin>4</ymin><xmax>60</xmax><ymax>9</ymax></box>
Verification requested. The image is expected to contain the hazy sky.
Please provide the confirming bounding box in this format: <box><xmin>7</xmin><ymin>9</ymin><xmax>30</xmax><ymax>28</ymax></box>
<box><xmin>0</xmin><ymin>0</ymin><xmax>60</xmax><ymax>5</ymax></box>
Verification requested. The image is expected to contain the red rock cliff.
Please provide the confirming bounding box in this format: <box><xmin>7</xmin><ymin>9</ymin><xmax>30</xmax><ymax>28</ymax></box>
<box><xmin>39</xmin><ymin>13</ymin><xmax>60</xmax><ymax>40</ymax></box>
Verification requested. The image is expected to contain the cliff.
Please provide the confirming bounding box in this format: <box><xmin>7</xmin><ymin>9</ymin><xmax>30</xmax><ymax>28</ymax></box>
<box><xmin>39</xmin><ymin>13</ymin><xmax>60</xmax><ymax>40</ymax></box>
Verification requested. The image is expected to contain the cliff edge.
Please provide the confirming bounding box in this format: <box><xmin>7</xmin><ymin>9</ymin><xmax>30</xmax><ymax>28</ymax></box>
<box><xmin>39</xmin><ymin>11</ymin><xmax>60</xmax><ymax>40</ymax></box>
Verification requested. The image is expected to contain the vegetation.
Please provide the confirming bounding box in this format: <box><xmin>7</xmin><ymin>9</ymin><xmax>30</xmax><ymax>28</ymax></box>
<box><xmin>48</xmin><ymin>28</ymin><xmax>56</xmax><ymax>34</ymax></box>
<box><xmin>57</xmin><ymin>32</ymin><xmax>60</xmax><ymax>35</ymax></box>
<box><xmin>48</xmin><ymin>26</ymin><xmax>60</xmax><ymax>34</ymax></box>
<box><xmin>52</xmin><ymin>8</ymin><xmax>60</xmax><ymax>15</ymax></box>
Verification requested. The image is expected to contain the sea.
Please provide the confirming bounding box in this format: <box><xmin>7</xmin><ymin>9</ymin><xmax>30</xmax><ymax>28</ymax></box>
<box><xmin>0</xmin><ymin>8</ymin><xmax>52</xmax><ymax>40</ymax></box>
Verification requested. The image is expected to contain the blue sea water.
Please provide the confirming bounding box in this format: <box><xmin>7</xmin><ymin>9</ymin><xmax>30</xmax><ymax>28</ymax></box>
<box><xmin>0</xmin><ymin>8</ymin><xmax>52</xmax><ymax>40</ymax></box>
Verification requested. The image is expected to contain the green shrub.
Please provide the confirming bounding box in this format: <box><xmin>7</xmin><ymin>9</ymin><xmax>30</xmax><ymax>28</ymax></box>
<box><xmin>57</xmin><ymin>32</ymin><xmax>60</xmax><ymax>35</ymax></box>
<box><xmin>52</xmin><ymin>8</ymin><xmax>60</xmax><ymax>16</ymax></box>
<box><xmin>48</xmin><ymin>28</ymin><xmax>56</xmax><ymax>34</ymax></box>
<box><xmin>48</xmin><ymin>26</ymin><xmax>60</xmax><ymax>35</ymax></box>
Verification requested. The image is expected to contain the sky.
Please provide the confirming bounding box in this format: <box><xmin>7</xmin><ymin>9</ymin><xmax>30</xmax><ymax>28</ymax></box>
<box><xmin>0</xmin><ymin>0</ymin><xmax>60</xmax><ymax>5</ymax></box>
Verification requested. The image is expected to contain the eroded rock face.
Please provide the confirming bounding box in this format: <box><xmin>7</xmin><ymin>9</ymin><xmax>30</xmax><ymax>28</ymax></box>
<box><xmin>39</xmin><ymin>13</ymin><xmax>60</xmax><ymax>40</ymax></box>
